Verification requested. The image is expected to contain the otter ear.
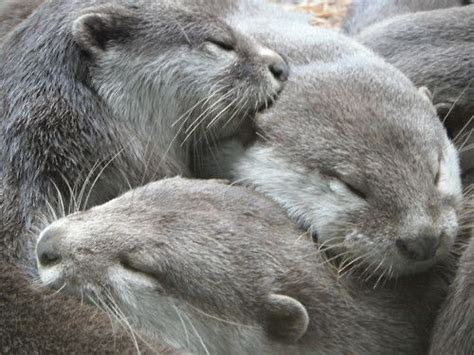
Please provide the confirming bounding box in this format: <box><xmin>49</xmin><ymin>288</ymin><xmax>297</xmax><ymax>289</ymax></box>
<box><xmin>418</xmin><ymin>86</ymin><xmax>433</xmax><ymax>103</ymax></box>
<box><xmin>261</xmin><ymin>294</ymin><xmax>309</xmax><ymax>343</ymax></box>
<box><xmin>72</xmin><ymin>5</ymin><xmax>137</xmax><ymax>56</ymax></box>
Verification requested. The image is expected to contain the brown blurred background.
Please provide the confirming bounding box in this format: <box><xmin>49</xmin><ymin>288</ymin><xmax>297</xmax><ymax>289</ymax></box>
<box><xmin>272</xmin><ymin>0</ymin><xmax>352</xmax><ymax>28</ymax></box>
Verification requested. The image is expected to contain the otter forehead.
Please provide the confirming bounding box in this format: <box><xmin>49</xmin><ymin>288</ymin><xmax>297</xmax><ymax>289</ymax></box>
<box><xmin>258</xmin><ymin>63</ymin><xmax>445</xmax><ymax>173</ymax></box>
<box><xmin>128</xmin><ymin>4</ymin><xmax>239</xmax><ymax>50</ymax></box>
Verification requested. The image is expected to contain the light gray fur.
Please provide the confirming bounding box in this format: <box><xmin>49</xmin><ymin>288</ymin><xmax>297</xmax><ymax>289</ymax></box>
<box><xmin>343</xmin><ymin>0</ymin><xmax>465</xmax><ymax>35</ymax></box>
<box><xmin>37</xmin><ymin>177</ymin><xmax>453</xmax><ymax>354</ymax></box>
<box><xmin>354</xmin><ymin>6</ymin><xmax>474</xmax><ymax>185</ymax></box>
<box><xmin>198</xmin><ymin>0</ymin><xmax>462</xmax><ymax>277</ymax></box>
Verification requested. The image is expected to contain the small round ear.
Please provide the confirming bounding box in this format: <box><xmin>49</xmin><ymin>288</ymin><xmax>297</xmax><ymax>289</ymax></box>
<box><xmin>418</xmin><ymin>86</ymin><xmax>433</xmax><ymax>103</ymax></box>
<box><xmin>72</xmin><ymin>5</ymin><xmax>137</xmax><ymax>56</ymax></box>
<box><xmin>261</xmin><ymin>294</ymin><xmax>309</xmax><ymax>343</ymax></box>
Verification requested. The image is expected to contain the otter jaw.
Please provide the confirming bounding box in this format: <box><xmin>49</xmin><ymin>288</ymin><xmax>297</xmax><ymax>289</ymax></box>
<box><xmin>219</xmin><ymin>142</ymin><xmax>461</xmax><ymax>277</ymax></box>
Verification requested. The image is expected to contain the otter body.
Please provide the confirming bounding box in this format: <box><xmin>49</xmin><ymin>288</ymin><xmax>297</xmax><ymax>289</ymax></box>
<box><xmin>343</xmin><ymin>0</ymin><xmax>465</xmax><ymax>35</ymax></box>
<box><xmin>37</xmin><ymin>178</ymin><xmax>451</xmax><ymax>354</ymax></box>
<box><xmin>0</xmin><ymin>261</ymin><xmax>178</xmax><ymax>354</ymax></box>
<box><xmin>355</xmin><ymin>6</ymin><xmax>474</xmax><ymax>178</ymax></box>
<box><xmin>430</xmin><ymin>194</ymin><xmax>474</xmax><ymax>354</ymax></box>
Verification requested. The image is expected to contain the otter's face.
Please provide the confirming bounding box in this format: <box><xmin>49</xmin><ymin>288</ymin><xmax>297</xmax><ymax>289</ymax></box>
<box><xmin>72</xmin><ymin>3</ymin><xmax>288</xmax><ymax>144</ymax></box>
<box><xmin>229</xmin><ymin>64</ymin><xmax>462</xmax><ymax>277</ymax></box>
<box><xmin>36</xmin><ymin>179</ymin><xmax>310</xmax><ymax>354</ymax></box>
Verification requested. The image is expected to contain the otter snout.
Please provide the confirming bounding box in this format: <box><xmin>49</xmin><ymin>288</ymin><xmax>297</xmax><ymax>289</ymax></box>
<box><xmin>37</xmin><ymin>226</ymin><xmax>63</xmax><ymax>268</ymax></box>
<box><xmin>258</xmin><ymin>47</ymin><xmax>290</xmax><ymax>86</ymax></box>
<box><xmin>268</xmin><ymin>57</ymin><xmax>290</xmax><ymax>83</ymax></box>
<box><xmin>396</xmin><ymin>227</ymin><xmax>442</xmax><ymax>262</ymax></box>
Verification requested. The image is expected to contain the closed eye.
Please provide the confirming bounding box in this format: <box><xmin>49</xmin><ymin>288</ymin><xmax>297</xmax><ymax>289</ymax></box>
<box><xmin>434</xmin><ymin>168</ymin><xmax>441</xmax><ymax>185</ymax></box>
<box><xmin>206</xmin><ymin>38</ymin><xmax>235</xmax><ymax>51</ymax></box>
<box><xmin>342</xmin><ymin>181</ymin><xmax>367</xmax><ymax>200</ymax></box>
<box><xmin>434</xmin><ymin>155</ymin><xmax>442</xmax><ymax>185</ymax></box>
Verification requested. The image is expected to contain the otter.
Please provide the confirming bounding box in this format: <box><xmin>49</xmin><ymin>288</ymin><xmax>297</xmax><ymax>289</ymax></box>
<box><xmin>0</xmin><ymin>0</ymin><xmax>287</xmax><ymax>268</ymax></box>
<box><xmin>0</xmin><ymin>0</ymin><xmax>287</xmax><ymax>351</ymax></box>
<box><xmin>430</xmin><ymin>193</ymin><xmax>474</xmax><ymax>354</ymax></box>
<box><xmin>0</xmin><ymin>261</ymin><xmax>180</xmax><ymax>354</ymax></box>
<box><xmin>35</xmin><ymin>177</ymin><xmax>452</xmax><ymax>354</ymax></box>
<box><xmin>343</xmin><ymin>0</ymin><xmax>466</xmax><ymax>35</ymax></box>
<box><xmin>353</xmin><ymin>6</ymin><xmax>474</xmax><ymax>177</ymax></box>
<box><xmin>194</xmin><ymin>0</ymin><xmax>462</xmax><ymax>277</ymax></box>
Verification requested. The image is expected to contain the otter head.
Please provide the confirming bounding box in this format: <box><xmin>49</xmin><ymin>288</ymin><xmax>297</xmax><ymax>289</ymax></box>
<box><xmin>219</xmin><ymin>61</ymin><xmax>462</xmax><ymax>277</ymax></box>
<box><xmin>72</xmin><ymin>2</ymin><xmax>288</xmax><ymax>147</ymax></box>
<box><xmin>36</xmin><ymin>178</ymin><xmax>310</xmax><ymax>354</ymax></box>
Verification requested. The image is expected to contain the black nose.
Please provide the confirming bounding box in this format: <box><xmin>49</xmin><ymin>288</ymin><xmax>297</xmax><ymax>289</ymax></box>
<box><xmin>37</xmin><ymin>227</ymin><xmax>63</xmax><ymax>267</ymax></box>
<box><xmin>269</xmin><ymin>59</ymin><xmax>290</xmax><ymax>82</ymax></box>
<box><xmin>396</xmin><ymin>234</ymin><xmax>441</xmax><ymax>262</ymax></box>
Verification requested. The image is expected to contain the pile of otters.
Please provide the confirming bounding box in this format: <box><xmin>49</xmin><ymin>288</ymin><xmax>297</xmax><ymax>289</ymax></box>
<box><xmin>1</xmin><ymin>0</ymin><xmax>473</xmax><ymax>353</ymax></box>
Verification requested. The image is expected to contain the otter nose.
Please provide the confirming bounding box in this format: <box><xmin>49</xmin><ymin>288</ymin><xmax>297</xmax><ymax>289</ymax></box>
<box><xmin>269</xmin><ymin>59</ymin><xmax>290</xmax><ymax>82</ymax></box>
<box><xmin>259</xmin><ymin>47</ymin><xmax>289</xmax><ymax>82</ymax></box>
<box><xmin>396</xmin><ymin>229</ymin><xmax>441</xmax><ymax>262</ymax></box>
<box><xmin>37</xmin><ymin>227</ymin><xmax>63</xmax><ymax>267</ymax></box>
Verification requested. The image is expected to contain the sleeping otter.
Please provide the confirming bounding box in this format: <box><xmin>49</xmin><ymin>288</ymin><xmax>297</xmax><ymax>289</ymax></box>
<box><xmin>0</xmin><ymin>0</ymin><xmax>287</xmax><ymax>351</ymax></box>
<box><xmin>0</xmin><ymin>0</ymin><xmax>287</xmax><ymax>268</ymax></box>
<box><xmin>36</xmin><ymin>177</ymin><xmax>452</xmax><ymax>354</ymax></box>
<box><xmin>198</xmin><ymin>0</ymin><xmax>462</xmax><ymax>277</ymax></box>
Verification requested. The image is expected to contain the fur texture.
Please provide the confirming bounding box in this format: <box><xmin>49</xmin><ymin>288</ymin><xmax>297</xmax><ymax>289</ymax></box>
<box><xmin>199</xmin><ymin>1</ymin><xmax>462</xmax><ymax>277</ymax></box>
<box><xmin>343</xmin><ymin>0</ymin><xmax>465</xmax><ymax>35</ymax></box>
<box><xmin>0</xmin><ymin>0</ymin><xmax>286</xmax><ymax>269</ymax></box>
<box><xmin>430</xmin><ymin>194</ymin><xmax>474</xmax><ymax>354</ymax></box>
<box><xmin>37</xmin><ymin>177</ymin><xmax>453</xmax><ymax>354</ymax></box>
<box><xmin>0</xmin><ymin>261</ymin><xmax>178</xmax><ymax>354</ymax></box>
<box><xmin>354</xmin><ymin>6</ymin><xmax>474</xmax><ymax>185</ymax></box>
<box><xmin>0</xmin><ymin>0</ymin><xmax>44</xmax><ymax>43</ymax></box>
<box><xmin>0</xmin><ymin>0</ymin><xmax>286</xmax><ymax>352</ymax></box>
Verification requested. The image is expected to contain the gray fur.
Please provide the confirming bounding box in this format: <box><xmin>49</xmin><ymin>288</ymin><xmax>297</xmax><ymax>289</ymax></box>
<box><xmin>199</xmin><ymin>1</ymin><xmax>462</xmax><ymax>277</ymax></box>
<box><xmin>355</xmin><ymin>6</ymin><xmax>474</xmax><ymax>183</ymax></box>
<box><xmin>0</xmin><ymin>0</ymin><xmax>44</xmax><ymax>43</ymax></box>
<box><xmin>430</xmin><ymin>195</ymin><xmax>474</xmax><ymax>354</ymax></box>
<box><xmin>0</xmin><ymin>0</ymin><xmax>286</xmax><ymax>269</ymax></box>
<box><xmin>0</xmin><ymin>0</ymin><xmax>286</xmax><ymax>351</ymax></box>
<box><xmin>343</xmin><ymin>0</ymin><xmax>464</xmax><ymax>35</ymax></box>
<box><xmin>36</xmin><ymin>177</ymin><xmax>453</xmax><ymax>354</ymax></box>
<box><xmin>37</xmin><ymin>178</ymin><xmax>456</xmax><ymax>354</ymax></box>
<box><xmin>0</xmin><ymin>261</ymin><xmax>178</xmax><ymax>354</ymax></box>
